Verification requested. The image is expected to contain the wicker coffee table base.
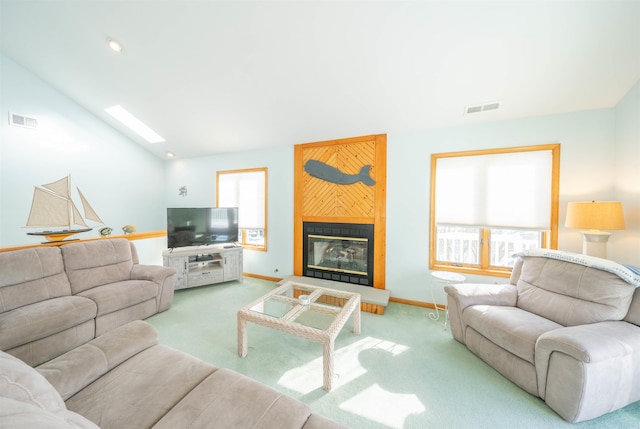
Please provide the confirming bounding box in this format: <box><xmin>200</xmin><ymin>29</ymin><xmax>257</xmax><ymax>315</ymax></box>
<box><xmin>237</xmin><ymin>281</ymin><xmax>361</xmax><ymax>391</ymax></box>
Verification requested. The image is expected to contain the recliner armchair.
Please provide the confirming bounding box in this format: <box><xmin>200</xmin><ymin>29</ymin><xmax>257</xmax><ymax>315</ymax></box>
<box><xmin>445</xmin><ymin>249</ymin><xmax>640</xmax><ymax>422</ymax></box>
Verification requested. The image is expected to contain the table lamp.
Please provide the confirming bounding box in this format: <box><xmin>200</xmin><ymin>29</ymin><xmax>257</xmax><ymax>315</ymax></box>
<box><xmin>565</xmin><ymin>201</ymin><xmax>625</xmax><ymax>258</ymax></box>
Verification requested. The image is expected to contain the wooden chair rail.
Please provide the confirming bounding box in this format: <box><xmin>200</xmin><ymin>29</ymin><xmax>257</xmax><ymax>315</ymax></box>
<box><xmin>0</xmin><ymin>230</ymin><xmax>166</xmax><ymax>253</ymax></box>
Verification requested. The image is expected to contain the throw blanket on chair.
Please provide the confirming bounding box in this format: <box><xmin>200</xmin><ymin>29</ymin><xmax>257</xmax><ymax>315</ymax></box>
<box><xmin>514</xmin><ymin>249</ymin><xmax>640</xmax><ymax>288</ymax></box>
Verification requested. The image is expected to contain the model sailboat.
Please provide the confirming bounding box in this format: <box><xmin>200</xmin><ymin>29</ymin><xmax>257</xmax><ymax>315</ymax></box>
<box><xmin>25</xmin><ymin>175</ymin><xmax>104</xmax><ymax>242</ymax></box>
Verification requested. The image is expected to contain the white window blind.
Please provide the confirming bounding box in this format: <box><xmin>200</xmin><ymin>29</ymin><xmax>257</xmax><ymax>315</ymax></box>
<box><xmin>218</xmin><ymin>170</ymin><xmax>265</xmax><ymax>229</ymax></box>
<box><xmin>434</xmin><ymin>150</ymin><xmax>552</xmax><ymax>229</ymax></box>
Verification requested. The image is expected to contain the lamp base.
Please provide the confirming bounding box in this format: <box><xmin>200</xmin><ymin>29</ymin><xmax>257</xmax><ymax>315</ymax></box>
<box><xmin>581</xmin><ymin>230</ymin><xmax>611</xmax><ymax>259</ymax></box>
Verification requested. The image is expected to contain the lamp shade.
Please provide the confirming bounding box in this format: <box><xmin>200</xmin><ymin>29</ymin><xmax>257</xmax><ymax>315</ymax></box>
<box><xmin>565</xmin><ymin>201</ymin><xmax>626</xmax><ymax>230</ymax></box>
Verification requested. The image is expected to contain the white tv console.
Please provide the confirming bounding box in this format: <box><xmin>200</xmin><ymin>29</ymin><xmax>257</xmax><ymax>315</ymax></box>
<box><xmin>162</xmin><ymin>244</ymin><xmax>243</xmax><ymax>290</ymax></box>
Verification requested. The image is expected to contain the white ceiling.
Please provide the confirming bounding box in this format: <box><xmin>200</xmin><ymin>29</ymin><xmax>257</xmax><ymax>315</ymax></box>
<box><xmin>1</xmin><ymin>1</ymin><xmax>639</xmax><ymax>160</ymax></box>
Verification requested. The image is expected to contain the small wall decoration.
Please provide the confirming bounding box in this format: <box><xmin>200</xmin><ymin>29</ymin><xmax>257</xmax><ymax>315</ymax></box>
<box><xmin>25</xmin><ymin>174</ymin><xmax>104</xmax><ymax>242</ymax></box>
<box><xmin>304</xmin><ymin>159</ymin><xmax>376</xmax><ymax>186</ymax></box>
<box><xmin>98</xmin><ymin>227</ymin><xmax>113</xmax><ymax>237</ymax></box>
<box><xmin>122</xmin><ymin>225</ymin><xmax>136</xmax><ymax>234</ymax></box>
<box><xmin>179</xmin><ymin>186</ymin><xmax>188</xmax><ymax>197</ymax></box>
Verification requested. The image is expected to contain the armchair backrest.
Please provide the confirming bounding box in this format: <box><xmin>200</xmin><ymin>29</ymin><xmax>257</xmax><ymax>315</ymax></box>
<box><xmin>625</xmin><ymin>289</ymin><xmax>640</xmax><ymax>327</ymax></box>
<box><xmin>511</xmin><ymin>256</ymin><xmax>635</xmax><ymax>326</ymax></box>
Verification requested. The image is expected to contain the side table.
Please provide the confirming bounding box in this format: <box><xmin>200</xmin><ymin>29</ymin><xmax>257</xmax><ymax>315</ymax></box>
<box><xmin>429</xmin><ymin>271</ymin><xmax>465</xmax><ymax>329</ymax></box>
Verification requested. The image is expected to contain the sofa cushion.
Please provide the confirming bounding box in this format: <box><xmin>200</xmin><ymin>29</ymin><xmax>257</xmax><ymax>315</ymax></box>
<box><xmin>61</xmin><ymin>238</ymin><xmax>135</xmax><ymax>294</ymax></box>
<box><xmin>463</xmin><ymin>305</ymin><xmax>562</xmax><ymax>364</ymax></box>
<box><xmin>65</xmin><ymin>344</ymin><xmax>218</xmax><ymax>429</ymax></box>
<box><xmin>0</xmin><ymin>296</ymin><xmax>97</xmax><ymax>350</ymax></box>
<box><xmin>6</xmin><ymin>320</ymin><xmax>96</xmax><ymax>368</ymax></box>
<box><xmin>0</xmin><ymin>397</ymin><xmax>100</xmax><ymax>429</ymax></box>
<box><xmin>516</xmin><ymin>257</ymin><xmax>635</xmax><ymax>326</ymax></box>
<box><xmin>0</xmin><ymin>349</ymin><xmax>99</xmax><ymax>427</ymax></box>
<box><xmin>77</xmin><ymin>280</ymin><xmax>159</xmax><ymax>316</ymax></box>
<box><xmin>38</xmin><ymin>320</ymin><xmax>160</xmax><ymax>400</ymax></box>
<box><xmin>153</xmin><ymin>368</ymin><xmax>313</xmax><ymax>429</ymax></box>
<box><xmin>0</xmin><ymin>247</ymin><xmax>71</xmax><ymax>313</ymax></box>
<box><xmin>0</xmin><ymin>349</ymin><xmax>65</xmax><ymax>412</ymax></box>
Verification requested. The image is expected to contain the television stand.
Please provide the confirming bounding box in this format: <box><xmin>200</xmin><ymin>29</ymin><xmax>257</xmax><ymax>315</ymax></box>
<box><xmin>162</xmin><ymin>245</ymin><xmax>243</xmax><ymax>290</ymax></box>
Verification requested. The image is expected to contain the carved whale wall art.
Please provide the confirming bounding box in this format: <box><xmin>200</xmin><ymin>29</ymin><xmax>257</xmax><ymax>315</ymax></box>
<box><xmin>304</xmin><ymin>159</ymin><xmax>376</xmax><ymax>186</ymax></box>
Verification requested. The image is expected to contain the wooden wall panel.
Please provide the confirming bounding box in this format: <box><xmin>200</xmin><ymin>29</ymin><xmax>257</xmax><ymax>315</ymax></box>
<box><xmin>301</xmin><ymin>141</ymin><xmax>377</xmax><ymax>219</ymax></box>
<box><xmin>294</xmin><ymin>134</ymin><xmax>386</xmax><ymax>289</ymax></box>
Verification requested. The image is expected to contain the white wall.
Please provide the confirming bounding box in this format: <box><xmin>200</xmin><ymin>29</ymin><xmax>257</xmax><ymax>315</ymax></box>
<box><xmin>2</xmin><ymin>50</ymin><xmax>637</xmax><ymax>304</ymax></box>
<box><xmin>613</xmin><ymin>80</ymin><xmax>640</xmax><ymax>264</ymax></box>
<box><xmin>0</xmin><ymin>54</ymin><xmax>167</xmax><ymax>264</ymax></box>
<box><xmin>166</xmin><ymin>103</ymin><xmax>634</xmax><ymax>304</ymax></box>
<box><xmin>386</xmin><ymin>108</ymin><xmax>620</xmax><ymax>303</ymax></box>
<box><xmin>164</xmin><ymin>146</ymin><xmax>294</xmax><ymax>278</ymax></box>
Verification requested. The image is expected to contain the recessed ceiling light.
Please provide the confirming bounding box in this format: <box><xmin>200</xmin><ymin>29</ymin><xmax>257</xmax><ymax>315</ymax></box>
<box><xmin>166</xmin><ymin>151</ymin><xmax>175</xmax><ymax>157</ymax></box>
<box><xmin>104</xmin><ymin>105</ymin><xmax>165</xmax><ymax>143</ymax></box>
<box><xmin>108</xmin><ymin>39</ymin><xmax>123</xmax><ymax>52</ymax></box>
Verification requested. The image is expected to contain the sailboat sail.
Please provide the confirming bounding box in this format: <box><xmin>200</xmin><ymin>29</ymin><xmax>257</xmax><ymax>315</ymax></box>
<box><xmin>71</xmin><ymin>199</ymin><xmax>89</xmax><ymax>228</ymax></box>
<box><xmin>25</xmin><ymin>175</ymin><xmax>103</xmax><ymax>231</ymax></box>
<box><xmin>77</xmin><ymin>188</ymin><xmax>104</xmax><ymax>224</ymax></box>
<box><xmin>26</xmin><ymin>187</ymin><xmax>70</xmax><ymax>227</ymax></box>
<box><xmin>42</xmin><ymin>176</ymin><xmax>71</xmax><ymax>199</ymax></box>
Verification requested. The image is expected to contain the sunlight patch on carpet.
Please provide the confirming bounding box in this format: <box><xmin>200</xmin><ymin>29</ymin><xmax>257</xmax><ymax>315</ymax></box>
<box><xmin>340</xmin><ymin>383</ymin><xmax>425</xmax><ymax>429</ymax></box>
<box><xmin>278</xmin><ymin>337</ymin><xmax>409</xmax><ymax>394</ymax></box>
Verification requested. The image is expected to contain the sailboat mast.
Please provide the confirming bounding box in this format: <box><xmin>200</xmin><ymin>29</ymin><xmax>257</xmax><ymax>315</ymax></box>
<box><xmin>65</xmin><ymin>175</ymin><xmax>73</xmax><ymax>231</ymax></box>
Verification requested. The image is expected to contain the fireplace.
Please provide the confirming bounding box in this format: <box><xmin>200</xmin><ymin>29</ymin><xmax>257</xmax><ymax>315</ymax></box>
<box><xmin>302</xmin><ymin>222</ymin><xmax>374</xmax><ymax>286</ymax></box>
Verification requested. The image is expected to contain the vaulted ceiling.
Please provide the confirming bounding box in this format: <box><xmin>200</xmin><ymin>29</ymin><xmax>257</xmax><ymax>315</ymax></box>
<box><xmin>1</xmin><ymin>1</ymin><xmax>639</xmax><ymax>160</ymax></box>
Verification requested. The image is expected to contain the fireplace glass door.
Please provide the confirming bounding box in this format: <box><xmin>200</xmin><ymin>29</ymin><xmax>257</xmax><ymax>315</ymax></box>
<box><xmin>303</xmin><ymin>222</ymin><xmax>374</xmax><ymax>286</ymax></box>
<box><xmin>308</xmin><ymin>235</ymin><xmax>368</xmax><ymax>276</ymax></box>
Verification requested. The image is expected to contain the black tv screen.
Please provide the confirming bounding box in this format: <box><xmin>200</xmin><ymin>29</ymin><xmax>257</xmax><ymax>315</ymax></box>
<box><xmin>167</xmin><ymin>207</ymin><xmax>239</xmax><ymax>248</ymax></box>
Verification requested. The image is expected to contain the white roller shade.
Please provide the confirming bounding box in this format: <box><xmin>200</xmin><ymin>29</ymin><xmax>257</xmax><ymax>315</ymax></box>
<box><xmin>218</xmin><ymin>170</ymin><xmax>265</xmax><ymax>229</ymax></box>
<box><xmin>435</xmin><ymin>150</ymin><xmax>552</xmax><ymax>229</ymax></box>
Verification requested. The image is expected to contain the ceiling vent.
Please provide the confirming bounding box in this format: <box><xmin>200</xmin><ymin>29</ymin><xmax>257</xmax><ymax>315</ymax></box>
<box><xmin>465</xmin><ymin>102</ymin><xmax>501</xmax><ymax>115</ymax></box>
<box><xmin>8</xmin><ymin>112</ymin><xmax>38</xmax><ymax>129</ymax></box>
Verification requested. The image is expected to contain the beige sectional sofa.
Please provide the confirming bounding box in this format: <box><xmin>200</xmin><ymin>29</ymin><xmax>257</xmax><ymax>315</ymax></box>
<box><xmin>1</xmin><ymin>320</ymin><xmax>344</xmax><ymax>428</ymax></box>
<box><xmin>0</xmin><ymin>238</ymin><xmax>175</xmax><ymax>366</ymax></box>
<box><xmin>445</xmin><ymin>249</ymin><xmax>640</xmax><ymax>423</ymax></box>
<box><xmin>1</xmin><ymin>238</ymin><xmax>345</xmax><ymax>428</ymax></box>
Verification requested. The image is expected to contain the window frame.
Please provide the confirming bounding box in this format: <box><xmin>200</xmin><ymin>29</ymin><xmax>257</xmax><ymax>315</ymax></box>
<box><xmin>429</xmin><ymin>144</ymin><xmax>560</xmax><ymax>277</ymax></box>
<box><xmin>216</xmin><ymin>167</ymin><xmax>268</xmax><ymax>252</ymax></box>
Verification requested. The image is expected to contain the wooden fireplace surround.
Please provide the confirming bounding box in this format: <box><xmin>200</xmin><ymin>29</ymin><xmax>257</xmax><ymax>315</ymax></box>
<box><xmin>293</xmin><ymin>134</ymin><xmax>387</xmax><ymax>291</ymax></box>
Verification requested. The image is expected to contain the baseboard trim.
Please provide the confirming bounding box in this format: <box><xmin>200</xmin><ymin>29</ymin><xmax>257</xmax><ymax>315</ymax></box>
<box><xmin>390</xmin><ymin>296</ymin><xmax>447</xmax><ymax>311</ymax></box>
<box><xmin>242</xmin><ymin>272</ymin><xmax>283</xmax><ymax>282</ymax></box>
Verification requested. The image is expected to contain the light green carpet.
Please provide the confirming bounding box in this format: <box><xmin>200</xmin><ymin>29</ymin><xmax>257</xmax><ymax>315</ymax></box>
<box><xmin>146</xmin><ymin>277</ymin><xmax>640</xmax><ymax>429</ymax></box>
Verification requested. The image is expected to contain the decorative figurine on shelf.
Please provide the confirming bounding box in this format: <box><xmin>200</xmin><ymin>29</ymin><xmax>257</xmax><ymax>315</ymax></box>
<box><xmin>98</xmin><ymin>227</ymin><xmax>113</xmax><ymax>237</ymax></box>
<box><xmin>179</xmin><ymin>186</ymin><xmax>188</xmax><ymax>197</ymax></box>
<box><xmin>122</xmin><ymin>225</ymin><xmax>136</xmax><ymax>235</ymax></box>
<box><xmin>25</xmin><ymin>174</ymin><xmax>105</xmax><ymax>242</ymax></box>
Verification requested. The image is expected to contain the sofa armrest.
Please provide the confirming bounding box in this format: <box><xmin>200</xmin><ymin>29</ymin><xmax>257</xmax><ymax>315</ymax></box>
<box><xmin>37</xmin><ymin>321</ymin><xmax>159</xmax><ymax>400</ymax></box>
<box><xmin>444</xmin><ymin>283</ymin><xmax>517</xmax><ymax>344</ymax></box>
<box><xmin>131</xmin><ymin>264</ymin><xmax>176</xmax><ymax>312</ymax></box>
<box><xmin>535</xmin><ymin>321</ymin><xmax>640</xmax><ymax>422</ymax></box>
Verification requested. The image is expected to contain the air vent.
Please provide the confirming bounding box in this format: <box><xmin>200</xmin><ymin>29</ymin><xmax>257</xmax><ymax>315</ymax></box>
<box><xmin>465</xmin><ymin>102</ymin><xmax>501</xmax><ymax>115</ymax></box>
<box><xmin>8</xmin><ymin>112</ymin><xmax>38</xmax><ymax>129</ymax></box>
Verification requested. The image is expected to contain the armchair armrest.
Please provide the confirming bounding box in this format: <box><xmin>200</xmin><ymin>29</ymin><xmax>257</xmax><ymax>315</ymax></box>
<box><xmin>535</xmin><ymin>321</ymin><xmax>640</xmax><ymax>422</ymax></box>
<box><xmin>445</xmin><ymin>283</ymin><xmax>517</xmax><ymax>344</ymax></box>
<box><xmin>444</xmin><ymin>283</ymin><xmax>517</xmax><ymax>308</ymax></box>
<box><xmin>131</xmin><ymin>264</ymin><xmax>176</xmax><ymax>312</ymax></box>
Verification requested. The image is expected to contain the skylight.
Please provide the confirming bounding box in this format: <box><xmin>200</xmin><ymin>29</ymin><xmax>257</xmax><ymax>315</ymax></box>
<box><xmin>104</xmin><ymin>105</ymin><xmax>165</xmax><ymax>143</ymax></box>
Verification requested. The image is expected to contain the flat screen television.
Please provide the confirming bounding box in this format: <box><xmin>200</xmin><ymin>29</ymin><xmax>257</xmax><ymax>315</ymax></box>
<box><xmin>167</xmin><ymin>207</ymin><xmax>239</xmax><ymax>249</ymax></box>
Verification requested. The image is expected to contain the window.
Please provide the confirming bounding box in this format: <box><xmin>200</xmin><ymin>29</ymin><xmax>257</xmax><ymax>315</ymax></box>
<box><xmin>217</xmin><ymin>168</ymin><xmax>267</xmax><ymax>251</ymax></box>
<box><xmin>430</xmin><ymin>144</ymin><xmax>560</xmax><ymax>277</ymax></box>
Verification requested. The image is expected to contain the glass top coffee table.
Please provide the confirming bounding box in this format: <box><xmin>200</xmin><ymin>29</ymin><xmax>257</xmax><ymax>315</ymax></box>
<box><xmin>237</xmin><ymin>280</ymin><xmax>361</xmax><ymax>391</ymax></box>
